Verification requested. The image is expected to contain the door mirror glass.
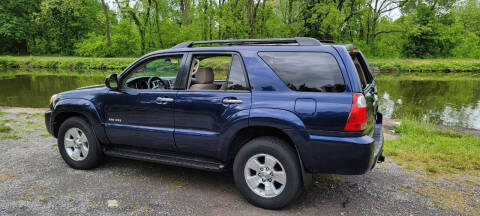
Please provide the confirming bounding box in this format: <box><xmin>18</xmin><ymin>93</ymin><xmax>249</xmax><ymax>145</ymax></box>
<box><xmin>105</xmin><ymin>74</ymin><xmax>119</xmax><ymax>90</ymax></box>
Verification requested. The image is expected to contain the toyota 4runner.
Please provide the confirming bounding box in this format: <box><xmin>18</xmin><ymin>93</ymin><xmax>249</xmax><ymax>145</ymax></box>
<box><xmin>45</xmin><ymin>37</ymin><xmax>384</xmax><ymax>209</ymax></box>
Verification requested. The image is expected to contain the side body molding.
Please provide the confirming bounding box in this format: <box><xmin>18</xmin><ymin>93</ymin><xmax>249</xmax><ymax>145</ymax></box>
<box><xmin>52</xmin><ymin>99</ymin><xmax>109</xmax><ymax>144</ymax></box>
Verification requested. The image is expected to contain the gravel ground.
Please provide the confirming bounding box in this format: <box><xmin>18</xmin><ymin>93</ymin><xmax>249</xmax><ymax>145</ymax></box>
<box><xmin>0</xmin><ymin>108</ymin><xmax>472</xmax><ymax>215</ymax></box>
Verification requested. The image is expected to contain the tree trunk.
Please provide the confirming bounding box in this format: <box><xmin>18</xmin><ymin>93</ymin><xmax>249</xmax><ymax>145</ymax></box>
<box><xmin>101</xmin><ymin>0</ymin><xmax>111</xmax><ymax>47</ymax></box>
<box><xmin>154</xmin><ymin>0</ymin><xmax>163</xmax><ymax>47</ymax></box>
<box><xmin>180</xmin><ymin>0</ymin><xmax>189</xmax><ymax>25</ymax></box>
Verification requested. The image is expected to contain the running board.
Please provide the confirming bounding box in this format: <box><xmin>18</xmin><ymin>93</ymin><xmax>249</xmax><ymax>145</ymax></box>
<box><xmin>104</xmin><ymin>147</ymin><xmax>226</xmax><ymax>172</ymax></box>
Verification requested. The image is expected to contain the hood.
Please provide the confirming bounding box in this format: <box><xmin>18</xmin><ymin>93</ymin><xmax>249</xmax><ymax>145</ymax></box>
<box><xmin>77</xmin><ymin>84</ymin><xmax>105</xmax><ymax>90</ymax></box>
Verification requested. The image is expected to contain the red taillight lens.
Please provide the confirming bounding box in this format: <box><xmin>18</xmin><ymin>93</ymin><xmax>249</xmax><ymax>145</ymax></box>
<box><xmin>344</xmin><ymin>93</ymin><xmax>367</xmax><ymax>131</ymax></box>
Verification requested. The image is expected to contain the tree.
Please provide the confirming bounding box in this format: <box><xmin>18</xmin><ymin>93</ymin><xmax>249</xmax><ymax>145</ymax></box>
<box><xmin>115</xmin><ymin>0</ymin><xmax>153</xmax><ymax>54</ymax></box>
<box><xmin>101</xmin><ymin>0</ymin><xmax>112</xmax><ymax>47</ymax></box>
<box><xmin>0</xmin><ymin>0</ymin><xmax>41</xmax><ymax>54</ymax></box>
<box><xmin>35</xmin><ymin>0</ymin><xmax>104</xmax><ymax>55</ymax></box>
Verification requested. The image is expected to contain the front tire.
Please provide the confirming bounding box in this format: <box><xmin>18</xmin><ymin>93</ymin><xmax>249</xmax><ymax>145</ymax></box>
<box><xmin>58</xmin><ymin>117</ymin><xmax>104</xmax><ymax>170</ymax></box>
<box><xmin>233</xmin><ymin>137</ymin><xmax>302</xmax><ymax>209</ymax></box>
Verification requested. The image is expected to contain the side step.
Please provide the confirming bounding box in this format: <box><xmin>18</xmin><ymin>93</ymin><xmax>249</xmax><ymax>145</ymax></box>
<box><xmin>104</xmin><ymin>147</ymin><xmax>227</xmax><ymax>172</ymax></box>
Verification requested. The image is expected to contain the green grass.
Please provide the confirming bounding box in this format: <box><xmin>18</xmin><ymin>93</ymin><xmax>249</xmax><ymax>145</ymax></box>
<box><xmin>0</xmin><ymin>125</ymin><xmax>12</xmax><ymax>133</ymax></box>
<box><xmin>0</xmin><ymin>56</ymin><xmax>135</xmax><ymax>70</ymax></box>
<box><xmin>1</xmin><ymin>134</ymin><xmax>21</xmax><ymax>140</ymax></box>
<box><xmin>368</xmin><ymin>58</ymin><xmax>480</xmax><ymax>72</ymax></box>
<box><xmin>384</xmin><ymin>119</ymin><xmax>480</xmax><ymax>175</ymax></box>
<box><xmin>374</xmin><ymin>72</ymin><xmax>480</xmax><ymax>81</ymax></box>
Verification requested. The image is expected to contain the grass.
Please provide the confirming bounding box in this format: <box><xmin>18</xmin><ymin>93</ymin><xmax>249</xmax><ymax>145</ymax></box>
<box><xmin>2</xmin><ymin>56</ymin><xmax>480</xmax><ymax>72</ymax></box>
<box><xmin>384</xmin><ymin>118</ymin><xmax>480</xmax><ymax>175</ymax></box>
<box><xmin>0</xmin><ymin>56</ymin><xmax>135</xmax><ymax>70</ymax></box>
<box><xmin>374</xmin><ymin>71</ymin><xmax>480</xmax><ymax>81</ymax></box>
<box><xmin>368</xmin><ymin>58</ymin><xmax>480</xmax><ymax>72</ymax></box>
<box><xmin>0</xmin><ymin>108</ymin><xmax>21</xmax><ymax>140</ymax></box>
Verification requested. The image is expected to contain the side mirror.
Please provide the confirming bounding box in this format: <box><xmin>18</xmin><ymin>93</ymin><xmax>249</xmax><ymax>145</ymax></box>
<box><xmin>105</xmin><ymin>74</ymin><xmax>119</xmax><ymax>90</ymax></box>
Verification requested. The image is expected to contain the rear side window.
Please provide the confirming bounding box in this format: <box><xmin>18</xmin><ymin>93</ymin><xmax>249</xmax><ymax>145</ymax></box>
<box><xmin>259</xmin><ymin>52</ymin><xmax>346</xmax><ymax>92</ymax></box>
<box><xmin>351</xmin><ymin>53</ymin><xmax>372</xmax><ymax>89</ymax></box>
<box><xmin>226</xmin><ymin>55</ymin><xmax>249</xmax><ymax>90</ymax></box>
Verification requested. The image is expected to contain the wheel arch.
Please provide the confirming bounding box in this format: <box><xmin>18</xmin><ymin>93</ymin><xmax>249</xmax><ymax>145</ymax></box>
<box><xmin>52</xmin><ymin>99</ymin><xmax>108</xmax><ymax>144</ymax></box>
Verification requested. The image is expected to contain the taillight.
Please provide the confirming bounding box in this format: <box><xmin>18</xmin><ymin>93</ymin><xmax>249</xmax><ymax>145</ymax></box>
<box><xmin>344</xmin><ymin>93</ymin><xmax>367</xmax><ymax>131</ymax></box>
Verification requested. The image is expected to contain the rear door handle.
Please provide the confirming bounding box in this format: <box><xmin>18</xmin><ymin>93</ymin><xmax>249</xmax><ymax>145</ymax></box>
<box><xmin>156</xmin><ymin>97</ymin><xmax>174</xmax><ymax>103</ymax></box>
<box><xmin>223</xmin><ymin>98</ymin><xmax>243</xmax><ymax>104</ymax></box>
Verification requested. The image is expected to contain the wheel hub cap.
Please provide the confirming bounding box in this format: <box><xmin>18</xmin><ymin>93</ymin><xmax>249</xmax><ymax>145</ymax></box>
<box><xmin>244</xmin><ymin>153</ymin><xmax>286</xmax><ymax>198</ymax></box>
<box><xmin>64</xmin><ymin>127</ymin><xmax>89</xmax><ymax>161</ymax></box>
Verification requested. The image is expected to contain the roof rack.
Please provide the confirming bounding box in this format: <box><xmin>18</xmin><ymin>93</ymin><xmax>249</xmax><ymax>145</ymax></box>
<box><xmin>319</xmin><ymin>40</ymin><xmax>336</xmax><ymax>43</ymax></box>
<box><xmin>172</xmin><ymin>37</ymin><xmax>322</xmax><ymax>48</ymax></box>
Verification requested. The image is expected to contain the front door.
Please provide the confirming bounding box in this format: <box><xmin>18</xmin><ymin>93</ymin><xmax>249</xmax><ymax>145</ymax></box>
<box><xmin>174</xmin><ymin>53</ymin><xmax>252</xmax><ymax>158</ymax></box>
<box><xmin>104</xmin><ymin>54</ymin><xmax>184</xmax><ymax>150</ymax></box>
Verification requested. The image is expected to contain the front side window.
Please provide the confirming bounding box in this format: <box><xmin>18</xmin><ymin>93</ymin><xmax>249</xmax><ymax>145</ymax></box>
<box><xmin>259</xmin><ymin>52</ymin><xmax>346</xmax><ymax>92</ymax></box>
<box><xmin>124</xmin><ymin>55</ymin><xmax>182</xmax><ymax>90</ymax></box>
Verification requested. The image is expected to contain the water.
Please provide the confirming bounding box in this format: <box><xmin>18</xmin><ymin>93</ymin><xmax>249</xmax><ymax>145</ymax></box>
<box><xmin>1</xmin><ymin>69</ymin><xmax>479</xmax><ymax>129</ymax></box>
<box><xmin>377</xmin><ymin>79</ymin><xmax>480</xmax><ymax>130</ymax></box>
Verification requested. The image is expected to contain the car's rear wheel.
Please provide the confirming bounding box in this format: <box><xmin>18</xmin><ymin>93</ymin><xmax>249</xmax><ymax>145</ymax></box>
<box><xmin>233</xmin><ymin>136</ymin><xmax>302</xmax><ymax>209</ymax></box>
<box><xmin>58</xmin><ymin>117</ymin><xmax>104</xmax><ymax>169</ymax></box>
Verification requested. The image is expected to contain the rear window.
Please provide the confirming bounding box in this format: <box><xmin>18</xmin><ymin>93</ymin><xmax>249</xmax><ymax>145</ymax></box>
<box><xmin>259</xmin><ymin>52</ymin><xmax>346</xmax><ymax>92</ymax></box>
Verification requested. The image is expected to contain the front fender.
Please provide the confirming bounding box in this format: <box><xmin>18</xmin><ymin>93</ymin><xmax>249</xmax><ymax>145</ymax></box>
<box><xmin>52</xmin><ymin>99</ymin><xmax>108</xmax><ymax>144</ymax></box>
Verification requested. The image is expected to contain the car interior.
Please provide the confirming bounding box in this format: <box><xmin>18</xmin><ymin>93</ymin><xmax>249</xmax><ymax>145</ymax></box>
<box><xmin>187</xmin><ymin>54</ymin><xmax>231</xmax><ymax>91</ymax></box>
<box><xmin>124</xmin><ymin>54</ymin><xmax>233</xmax><ymax>91</ymax></box>
<box><xmin>124</xmin><ymin>56</ymin><xmax>182</xmax><ymax>90</ymax></box>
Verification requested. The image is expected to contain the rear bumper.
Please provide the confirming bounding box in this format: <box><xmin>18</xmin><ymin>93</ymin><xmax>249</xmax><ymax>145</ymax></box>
<box><xmin>300</xmin><ymin>113</ymin><xmax>384</xmax><ymax>175</ymax></box>
<box><xmin>45</xmin><ymin>111</ymin><xmax>54</xmax><ymax>136</ymax></box>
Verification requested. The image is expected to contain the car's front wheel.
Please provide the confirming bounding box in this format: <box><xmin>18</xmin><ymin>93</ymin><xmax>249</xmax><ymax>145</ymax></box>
<box><xmin>58</xmin><ymin>116</ymin><xmax>104</xmax><ymax>170</ymax></box>
<box><xmin>233</xmin><ymin>136</ymin><xmax>302</xmax><ymax>209</ymax></box>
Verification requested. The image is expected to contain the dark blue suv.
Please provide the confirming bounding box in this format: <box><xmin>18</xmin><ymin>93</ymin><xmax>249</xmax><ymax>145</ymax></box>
<box><xmin>45</xmin><ymin>37</ymin><xmax>384</xmax><ymax>209</ymax></box>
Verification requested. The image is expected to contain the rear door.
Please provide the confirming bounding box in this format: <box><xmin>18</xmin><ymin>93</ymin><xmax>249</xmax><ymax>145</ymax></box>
<box><xmin>350</xmin><ymin>52</ymin><xmax>378</xmax><ymax>134</ymax></box>
<box><xmin>174</xmin><ymin>53</ymin><xmax>251</xmax><ymax>159</ymax></box>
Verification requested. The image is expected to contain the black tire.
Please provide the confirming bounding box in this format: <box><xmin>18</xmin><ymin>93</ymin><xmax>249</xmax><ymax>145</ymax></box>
<box><xmin>233</xmin><ymin>136</ymin><xmax>302</xmax><ymax>209</ymax></box>
<box><xmin>58</xmin><ymin>116</ymin><xmax>104</xmax><ymax>170</ymax></box>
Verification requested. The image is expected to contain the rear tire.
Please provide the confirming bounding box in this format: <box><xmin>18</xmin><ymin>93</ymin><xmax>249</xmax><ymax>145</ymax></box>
<box><xmin>233</xmin><ymin>136</ymin><xmax>302</xmax><ymax>209</ymax></box>
<box><xmin>58</xmin><ymin>117</ymin><xmax>104</xmax><ymax>170</ymax></box>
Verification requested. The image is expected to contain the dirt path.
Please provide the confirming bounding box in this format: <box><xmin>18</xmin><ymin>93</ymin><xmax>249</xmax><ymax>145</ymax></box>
<box><xmin>0</xmin><ymin>109</ymin><xmax>474</xmax><ymax>215</ymax></box>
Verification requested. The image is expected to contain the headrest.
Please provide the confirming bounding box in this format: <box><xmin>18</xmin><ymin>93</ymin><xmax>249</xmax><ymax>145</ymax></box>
<box><xmin>195</xmin><ymin>67</ymin><xmax>214</xmax><ymax>84</ymax></box>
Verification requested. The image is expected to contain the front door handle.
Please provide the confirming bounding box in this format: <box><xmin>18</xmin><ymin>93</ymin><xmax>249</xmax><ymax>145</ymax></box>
<box><xmin>223</xmin><ymin>98</ymin><xmax>243</xmax><ymax>104</ymax></box>
<box><xmin>156</xmin><ymin>97</ymin><xmax>174</xmax><ymax>103</ymax></box>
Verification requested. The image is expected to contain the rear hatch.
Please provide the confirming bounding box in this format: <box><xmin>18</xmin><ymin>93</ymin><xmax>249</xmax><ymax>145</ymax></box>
<box><xmin>348</xmin><ymin>48</ymin><xmax>378</xmax><ymax>136</ymax></box>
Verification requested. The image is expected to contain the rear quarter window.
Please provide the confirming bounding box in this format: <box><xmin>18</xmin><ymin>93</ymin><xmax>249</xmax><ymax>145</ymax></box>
<box><xmin>259</xmin><ymin>52</ymin><xmax>346</xmax><ymax>92</ymax></box>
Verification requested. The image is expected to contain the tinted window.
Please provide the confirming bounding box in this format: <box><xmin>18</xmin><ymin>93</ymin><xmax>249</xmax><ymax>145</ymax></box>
<box><xmin>226</xmin><ymin>55</ymin><xmax>249</xmax><ymax>90</ymax></box>
<box><xmin>351</xmin><ymin>53</ymin><xmax>372</xmax><ymax>89</ymax></box>
<box><xmin>259</xmin><ymin>52</ymin><xmax>345</xmax><ymax>92</ymax></box>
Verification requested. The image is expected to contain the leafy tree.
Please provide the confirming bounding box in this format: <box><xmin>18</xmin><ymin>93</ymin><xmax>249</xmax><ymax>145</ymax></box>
<box><xmin>0</xmin><ymin>0</ymin><xmax>41</xmax><ymax>54</ymax></box>
<box><xmin>0</xmin><ymin>0</ymin><xmax>479</xmax><ymax>58</ymax></box>
<box><xmin>75</xmin><ymin>20</ymin><xmax>141</xmax><ymax>57</ymax></box>
<box><xmin>34</xmin><ymin>0</ymin><xmax>104</xmax><ymax>55</ymax></box>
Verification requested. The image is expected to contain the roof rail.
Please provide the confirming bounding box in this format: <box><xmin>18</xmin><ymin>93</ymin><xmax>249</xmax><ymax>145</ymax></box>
<box><xmin>172</xmin><ymin>37</ymin><xmax>322</xmax><ymax>48</ymax></box>
<box><xmin>319</xmin><ymin>40</ymin><xmax>336</xmax><ymax>43</ymax></box>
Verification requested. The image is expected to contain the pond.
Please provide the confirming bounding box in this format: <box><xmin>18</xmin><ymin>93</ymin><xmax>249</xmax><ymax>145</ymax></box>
<box><xmin>1</xmin><ymin>69</ymin><xmax>479</xmax><ymax>130</ymax></box>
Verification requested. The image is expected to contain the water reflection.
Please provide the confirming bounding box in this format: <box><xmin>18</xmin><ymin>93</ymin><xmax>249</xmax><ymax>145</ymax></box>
<box><xmin>377</xmin><ymin>80</ymin><xmax>480</xmax><ymax>129</ymax></box>
<box><xmin>0</xmin><ymin>73</ymin><xmax>107</xmax><ymax>108</ymax></box>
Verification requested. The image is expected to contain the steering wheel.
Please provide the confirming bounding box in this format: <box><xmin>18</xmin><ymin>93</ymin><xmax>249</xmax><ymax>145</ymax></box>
<box><xmin>147</xmin><ymin>77</ymin><xmax>169</xmax><ymax>89</ymax></box>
